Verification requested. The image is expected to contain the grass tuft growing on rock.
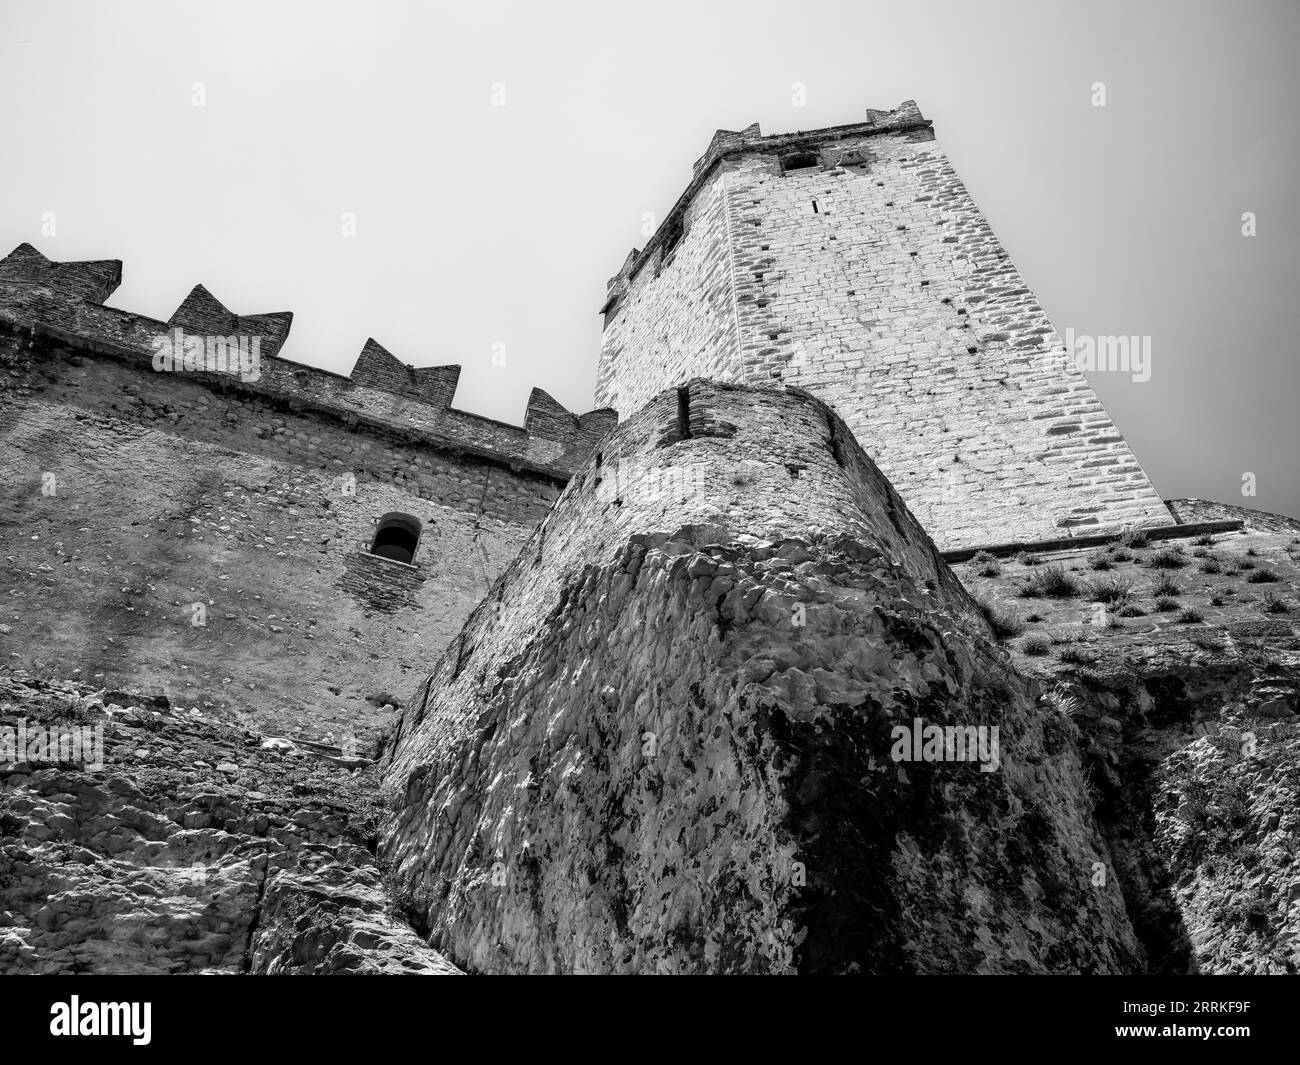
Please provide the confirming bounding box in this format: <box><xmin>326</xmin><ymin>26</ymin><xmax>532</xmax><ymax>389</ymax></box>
<box><xmin>1084</xmin><ymin>576</ymin><xmax>1133</xmax><ymax>604</ymax></box>
<box><xmin>1150</xmin><ymin>574</ymin><xmax>1182</xmax><ymax>598</ymax></box>
<box><xmin>978</xmin><ymin>600</ymin><xmax>1024</xmax><ymax>640</ymax></box>
<box><xmin>1146</xmin><ymin>547</ymin><xmax>1186</xmax><ymax>570</ymax></box>
<box><xmin>1058</xmin><ymin>646</ymin><xmax>1098</xmax><ymax>665</ymax></box>
<box><xmin>1042</xmin><ymin>686</ymin><xmax>1081</xmax><ymax>717</ymax></box>
<box><xmin>1261</xmin><ymin>592</ymin><xmax>1289</xmax><ymax>614</ymax></box>
<box><xmin>1019</xmin><ymin>565</ymin><xmax>1080</xmax><ymax>599</ymax></box>
<box><xmin>1021</xmin><ymin>634</ymin><xmax>1051</xmax><ymax>656</ymax></box>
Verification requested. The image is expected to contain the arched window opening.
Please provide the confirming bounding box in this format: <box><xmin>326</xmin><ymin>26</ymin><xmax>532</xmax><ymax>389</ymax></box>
<box><xmin>370</xmin><ymin>512</ymin><xmax>421</xmax><ymax>565</ymax></box>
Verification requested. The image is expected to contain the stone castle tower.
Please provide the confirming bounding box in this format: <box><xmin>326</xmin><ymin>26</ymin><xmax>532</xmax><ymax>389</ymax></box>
<box><xmin>596</xmin><ymin>101</ymin><xmax>1169</xmax><ymax>550</ymax></box>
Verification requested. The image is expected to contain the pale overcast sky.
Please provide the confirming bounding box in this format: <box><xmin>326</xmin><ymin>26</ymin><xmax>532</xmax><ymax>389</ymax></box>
<box><xmin>2</xmin><ymin>0</ymin><xmax>1297</xmax><ymax>518</ymax></box>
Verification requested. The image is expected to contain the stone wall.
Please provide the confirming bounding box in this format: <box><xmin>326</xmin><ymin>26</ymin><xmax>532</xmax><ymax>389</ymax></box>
<box><xmin>0</xmin><ymin>243</ymin><xmax>618</xmax><ymax>480</ymax></box>
<box><xmin>0</xmin><ymin>243</ymin><xmax>618</xmax><ymax>741</ymax></box>
<box><xmin>1166</xmin><ymin>498</ymin><xmax>1300</xmax><ymax>536</ymax></box>
<box><xmin>0</xmin><ymin>337</ymin><xmax>582</xmax><ymax>745</ymax></box>
<box><xmin>596</xmin><ymin>102</ymin><xmax>1170</xmax><ymax>551</ymax></box>
<box><xmin>380</xmin><ymin>380</ymin><xmax>1143</xmax><ymax>973</ymax></box>
<box><xmin>594</xmin><ymin>174</ymin><xmax>741</xmax><ymax>416</ymax></box>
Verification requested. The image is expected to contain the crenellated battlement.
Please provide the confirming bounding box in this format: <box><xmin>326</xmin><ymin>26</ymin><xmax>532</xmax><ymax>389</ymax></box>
<box><xmin>350</xmin><ymin>338</ymin><xmax>461</xmax><ymax>407</ymax></box>
<box><xmin>0</xmin><ymin>241</ymin><xmax>123</xmax><ymax>303</ymax></box>
<box><xmin>689</xmin><ymin>100</ymin><xmax>928</xmax><ymax>179</ymax></box>
<box><xmin>168</xmin><ymin>283</ymin><xmax>294</xmax><ymax>360</ymax></box>
<box><xmin>0</xmin><ymin>243</ymin><xmax>616</xmax><ymax>481</ymax></box>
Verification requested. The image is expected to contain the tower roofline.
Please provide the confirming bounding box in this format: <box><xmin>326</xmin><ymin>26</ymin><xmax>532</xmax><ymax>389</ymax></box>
<box><xmin>603</xmin><ymin>100</ymin><xmax>931</xmax><ymax>306</ymax></box>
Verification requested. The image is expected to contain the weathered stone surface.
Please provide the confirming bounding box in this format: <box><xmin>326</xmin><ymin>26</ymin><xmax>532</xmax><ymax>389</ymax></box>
<box><xmin>597</xmin><ymin>102</ymin><xmax>1169</xmax><ymax>549</ymax></box>
<box><xmin>0</xmin><ymin>325</ymin><xmax>570</xmax><ymax>742</ymax></box>
<box><xmin>0</xmin><ymin>243</ymin><xmax>615</xmax><ymax>478</ymax></box>
<box><xmin>380</xmin><ymin>380</ymin><xmax>1143</xmax><ymax>973</ymax></box>
<box><xmin>0</xmin><ymin>242</ymin><xmax>617</xmax><ymax>742</ymax></box>
<box><xmin>960</xmin><ymin>526</ymin><xmax>1300</xmax><ymax>650</ymax></box>
<box><xmin>955</xmin><ymin>527</ymin><xmax>1300</xmax><ymax>973</ymax></box>
<box><xmin>1024</xmin><ymin>643</ymin><xmax>1300</xmax><ymax>975</ymax></box>
<box><xmin>0</xmin><ymin>672</ymin><xmax>458</xmax><ymax>974</ymax></box>
<box><xmin>1166</xmin><ymin>498</ymin><xmax>1300</xmax><ymax>536</ymax></box>
<box><xmin>0</xmin><ymin>107</ymin><xmax>1294</xmax><ymax>979</ymax></box>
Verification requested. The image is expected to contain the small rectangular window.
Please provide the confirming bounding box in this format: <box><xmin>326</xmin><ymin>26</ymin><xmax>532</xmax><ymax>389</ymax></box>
<box><xmin>781</xmin><ymin>152</ymin><xmax>819</xmax><ymax>173</ymax></box>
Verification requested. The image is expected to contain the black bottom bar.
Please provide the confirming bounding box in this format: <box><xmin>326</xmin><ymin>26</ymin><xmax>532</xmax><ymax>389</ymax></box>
<box><xmin>0</xmin><ymin>974</ymin><xmax>1292</xmax><ymax>1053</ymax></box>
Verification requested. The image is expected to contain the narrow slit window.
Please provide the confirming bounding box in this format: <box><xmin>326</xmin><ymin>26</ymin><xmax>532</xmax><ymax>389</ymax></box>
<box><xmin>656</xmin><ymin>217</ymin><xmax>685</xmax><ymax>274</ymax></box>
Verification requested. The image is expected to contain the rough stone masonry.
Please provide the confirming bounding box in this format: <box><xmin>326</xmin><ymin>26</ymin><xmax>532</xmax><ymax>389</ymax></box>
<box><xmin>2</xmin><ymin>102</ymin><xmax>1298</xmax><ymax>977</ymax></box>
<box><xmin>379</xmin><ymin>381</ymin><xmax>1143</xmax><ymax>974</ymax></box>
<box><xmin>0</xmin><ymin>242</ymin><xmax>614</xmax><ymax>742</ymax></box>
<box><xmin>597</xmin><ymin>101</ymin><xmax>1170</xmax><ymax>550</ymax></box>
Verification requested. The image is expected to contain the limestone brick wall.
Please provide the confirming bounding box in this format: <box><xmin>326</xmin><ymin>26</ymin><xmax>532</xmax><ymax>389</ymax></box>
<box><xmin>0</xmin><ymin>240</ymin><xmax>617</xmax><ymax>740</ymax></box>
<box><xmin>0</xmin><ymin>330</ymin><xmax>555</xmax><ymax>741</ymax></box>
<box><xmin>595</xmin><ymin>173</ymin><xmax>742</xmax><ymax>416</ymax></box>
<box><xmin>596</xmin><ymin>105</ymin><xmax>1169</xmax><ymax>550</ymax></box>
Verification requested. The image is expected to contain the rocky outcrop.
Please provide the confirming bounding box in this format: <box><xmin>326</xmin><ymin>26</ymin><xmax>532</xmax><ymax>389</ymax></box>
<box><xmin>0</xmin><ymin>672</ymin><xmax>458</xmax><ymax>974</ymax></box>
<box><xmin>1022</xmin><ymin>641</ymin><xmax>1300</xmax><ymax>974</ymax></box>
<box><xmin>379</xmin><ymin>380</ymin><xmax>1145</xmax><ymax>973</ymax></box>
<box><xmin>955</xmin><ymin>527</ymin><xmax>1300</xmax><ymax>973</ymax></box>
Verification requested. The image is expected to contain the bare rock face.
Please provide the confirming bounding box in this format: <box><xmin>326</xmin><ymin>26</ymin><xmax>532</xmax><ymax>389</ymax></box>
<box><xmin>0</xmin><ymin>673</ymin><xmax>458</xmax><ymax>975</ymax></box>
<box><xmin>1031</xmin><ymin>642</ymin><xmax>1300</xmax><ymax>975</ymax></box>
<box><xmin>380</xmin><ymin>380</ymin><xmax>1144</xmax><ymax>973</ymax></box>
<box><xmin>1156</xmin><ymin>709</ymin><xmax>1300</xmax><ymax>975</ymax></box>
<box><xmin>955</xmin><ymin>527</ymin><xmax>1300</xmax><ymax>973</ymax></box>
